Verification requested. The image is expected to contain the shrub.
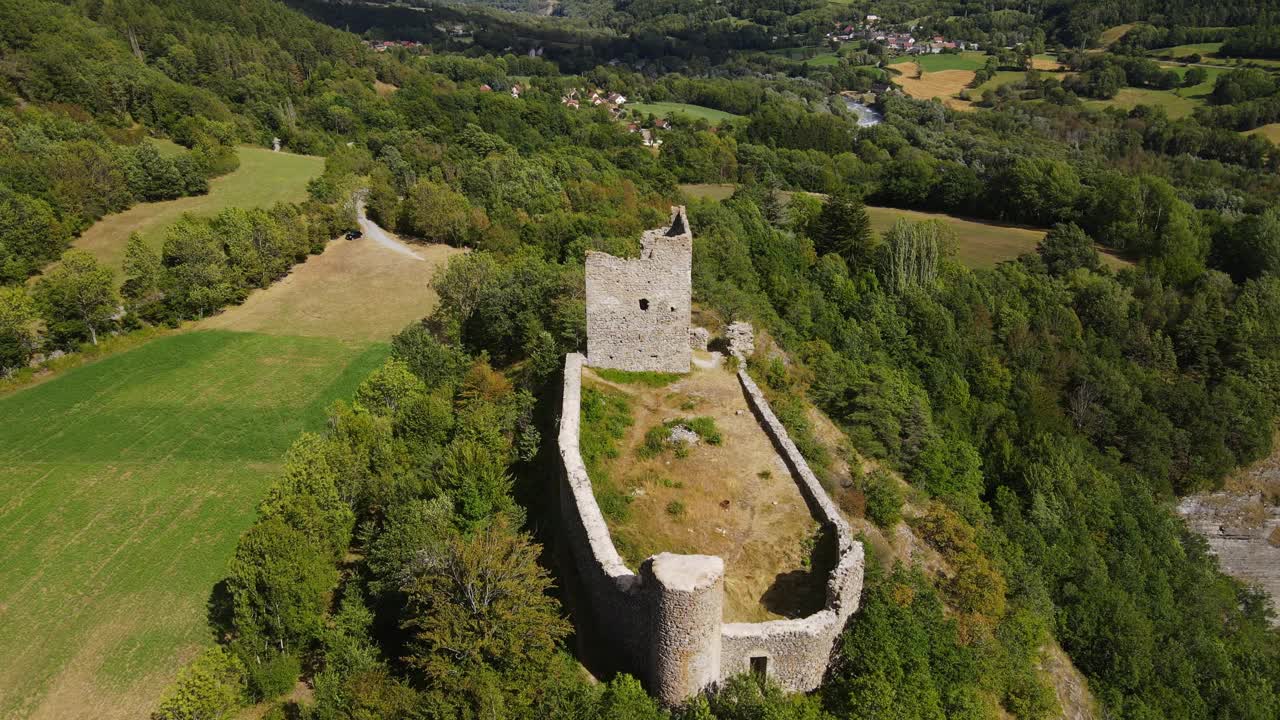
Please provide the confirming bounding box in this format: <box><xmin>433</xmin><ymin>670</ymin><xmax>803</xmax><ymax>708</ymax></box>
<box><xmin>863</xmin><ymin>469</ymin><xmax>903</xmax><ymax>529</ymax></box>
<box><xmin>151</xmin><ymin>646</ymin><xmax>246</xmax><ymax>720</ymax></box>
<box><xmin>638</xmin><ymin>416</ymin><xmax>723</xmax><ymax>458</ymax></box>
<box><xmin>666</xmin><ymin>500</ymin><xmax>686</xmax><ymax>517</ymax></box>
<box><xmin>243</xmin><ymin>652</ymin><xmax>301</xmax><ymax>701</ymax></box>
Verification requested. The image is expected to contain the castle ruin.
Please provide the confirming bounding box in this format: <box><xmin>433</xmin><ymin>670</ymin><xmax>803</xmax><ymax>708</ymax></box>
<box><xmin>559</xmin><ymin>208</ymin><xmax>865</xmax><ymax>705</ymax></box>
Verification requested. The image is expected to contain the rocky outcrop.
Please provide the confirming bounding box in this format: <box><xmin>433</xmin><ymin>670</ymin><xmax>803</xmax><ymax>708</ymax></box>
<box><xmin>1178</xmin><ymin>491</ymin><xmax>1280</xmax><ymax>625</ymax></box>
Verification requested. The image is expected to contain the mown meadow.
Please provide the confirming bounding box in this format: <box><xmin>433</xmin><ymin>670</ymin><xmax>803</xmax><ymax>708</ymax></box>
<box><xmin>0</xmin><ymin>330</ymin><xmax>387</xmax><ymax>718</ymax></box>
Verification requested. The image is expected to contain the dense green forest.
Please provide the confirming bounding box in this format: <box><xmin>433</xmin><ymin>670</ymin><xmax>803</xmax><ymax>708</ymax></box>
<box><xmin>2</xmin><ymin>1</ymin><xmax>1280</xmax><ymax>719</ymax></box>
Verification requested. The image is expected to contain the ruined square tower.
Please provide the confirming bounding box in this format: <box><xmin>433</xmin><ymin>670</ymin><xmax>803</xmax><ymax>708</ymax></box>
<box><xmin>585</xmin><ymin>206</ymin><xmax>692</xmax><ymax>374</ymax></box>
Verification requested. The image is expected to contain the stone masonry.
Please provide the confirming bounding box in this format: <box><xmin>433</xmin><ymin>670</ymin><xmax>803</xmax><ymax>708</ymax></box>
<box><xmin>586</xmin><ymin>207</ymin><xmax>692</xmax><ymax>374</ymax></box>
<box><xmin>565</xmin><ymin>213</ymin><xmax>863</xmax><ymax>703</ymax></box>
<box><xmin>558</xmin><ymin>353</ymin><xmax>864</xmax><ymax>704</ymax></box>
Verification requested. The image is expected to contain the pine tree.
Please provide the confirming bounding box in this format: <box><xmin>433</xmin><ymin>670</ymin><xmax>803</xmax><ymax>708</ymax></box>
<box><xmin>812</xmin><ymin>189</ymin><xmax>875</xmax><ymax>268</ymax></box>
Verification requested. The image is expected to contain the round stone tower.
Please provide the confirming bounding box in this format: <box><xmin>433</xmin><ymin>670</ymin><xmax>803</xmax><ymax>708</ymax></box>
<box><xmin>642</xmin><ymin>553</ymin><xmax>725</xmax><ymax>705</ymax></box>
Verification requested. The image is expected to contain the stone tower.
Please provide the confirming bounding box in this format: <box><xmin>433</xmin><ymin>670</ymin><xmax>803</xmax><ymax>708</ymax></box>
<box><xmin>643</xmin><ymin>553</ymin><xmax>724</xmax><ymax>705</ymax></box>
<box><xmin>585</xmin><ymin>207</ymin><xmax>692</xmax><ymax>374</ymax></box>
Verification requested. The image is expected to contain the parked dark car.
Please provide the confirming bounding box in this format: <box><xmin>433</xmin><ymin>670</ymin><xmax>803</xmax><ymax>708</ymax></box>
<box><xmin>344</xmin><ymin>229</ymin><xmax>362</xmax><ymax>240</ymax></box>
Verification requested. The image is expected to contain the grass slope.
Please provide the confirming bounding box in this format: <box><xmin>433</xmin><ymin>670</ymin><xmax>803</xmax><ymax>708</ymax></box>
<box><xmin>679</xmin><ymin>184</ymin><xmax>1130</xmax><ymax>270</ymax></box>
<box><xmin>199</xmin><ymin>231</ymin><xmax>463</xmax><ymax>342</ymax></box>
<box><xmin>0</xmin><ymin>330</ymin><xmax>388</xmax><ymax>719</ymax></box>
<box><xmin>1247</xmin><ymin>123</ymin><xmax>1280</xmax><ymax>143</ymax></box>
<box><xmin>888</xmin><ymin>51</ymin><xmax>987</xmax><ymax>72</ymax></box>
<box><xmin>1084</xmin><ymin>87</ymin><xmax>1201</xmax><ymax>119</ymax></box>
<box><xmin>865</xmin><ymin>206</ymin><xmax>1044</xmax><ymax>269</ymax></box>
<box><xmin>628</xmin><ymin>101</ymin><xmax>741</xmax><ymax>123</ymax></box>
<box><xmin>74</xmin><ymin>146</ymin><xmax>324</xmax><ymax>277</ymax></box>
<box><xmin>1098</xmin><ymin>24</ymin><xmax>1135</xmax><ymax>48</ymax></box>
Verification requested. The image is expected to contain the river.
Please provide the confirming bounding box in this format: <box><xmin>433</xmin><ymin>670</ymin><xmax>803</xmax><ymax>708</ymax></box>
<box><xmin>841</xmin><ymin>96</ymin><xmax>883</xmax><ymax>127</ymax></box>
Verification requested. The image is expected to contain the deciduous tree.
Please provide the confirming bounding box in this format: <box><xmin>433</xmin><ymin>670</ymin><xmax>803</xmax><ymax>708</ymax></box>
<box><xmin>0</xmin><ymin>285</ymin><xmax>42</xmax><ymax>373</ymax></box>
<box><xmin>35</xmin><ymin>249</ymin><xmax>117</xmax><ymax>346</ymax></box>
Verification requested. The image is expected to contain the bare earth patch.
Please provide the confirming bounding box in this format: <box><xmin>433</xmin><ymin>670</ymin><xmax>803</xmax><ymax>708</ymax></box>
<box><xmin>584</xmin><ymin>359</ymin><xmax>824</xmax><ymax>622</ymax></box>
<box><xmin>199</xmin><ymin>230</ymin><xmax>463</xmax><ymax>342</ymax></box>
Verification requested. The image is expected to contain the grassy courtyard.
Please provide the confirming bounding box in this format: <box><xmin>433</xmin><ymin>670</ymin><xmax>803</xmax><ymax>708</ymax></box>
<box><xmin>73</xmin><ymin>146</ymin><xmax>324</xmax><ymax>277</ymax></box>
<box><xmin>581</xmin><ymin>361</ymin><xmax>825</xmax><ymax>622</ymax></box>
<box><xmin>0</xmin><ymin>330</ymin><xmax>388</xmax><ymax>719</ymax></box>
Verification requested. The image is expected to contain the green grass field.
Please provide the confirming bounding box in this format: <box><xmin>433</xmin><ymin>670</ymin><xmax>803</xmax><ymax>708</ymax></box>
<box><xmin>1149</xmin><ymin>42</ymin><xmax>1280</xmax><ymax>68</ymax></box>
<box><xmin>1152</xmin><ymin>42</ymin><xmax>1223</xmax><ymax>60</ymax></box>
<box><xmin>680</xmin><ymin>183</ymin><xmax>1130</xmax><ymax>270</ymax></box>
<box><xmin>0</xmin><ymin>330</ymin><xmax>388</xmax><ymax>719</ymax></box>
<box><xmin>628</xmin><ymin>102</ymin><xmax>741</xmax><ymax>123</ymax></box>
<box><xmin>971</xmin><ymin>70</ymin><xmax>1027</xmax><ymax>95</ymax></box>
<box><xmin>148</xmin><ymin>137</ymin><xmax>188</xmax><ymax>158</ymax></box>
<box><xmin>1084</xmin><ymin>87</ymin><xmax>1202</xmax><ymax>119</ymax></box>
<box><xmin>1082</xmin><ymin>64</ymin><xmax>1222</xmax><ymax>119</ymax></box>
<box><xmin>74</xmin><ymin>146</ymin><xmax>324</xmax><ymax>277</ymax></box>
<box><xmin>888</xmin><ymin>51</ymin><xmax>987</xmax><ymax>72</ymax></box>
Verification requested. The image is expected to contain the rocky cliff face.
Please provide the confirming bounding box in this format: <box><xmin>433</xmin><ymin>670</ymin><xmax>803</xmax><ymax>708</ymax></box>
<box><xmin>1178</xmin><ymin>474</ymin><xmax>1280</xmax><ymax>625</ymax></box>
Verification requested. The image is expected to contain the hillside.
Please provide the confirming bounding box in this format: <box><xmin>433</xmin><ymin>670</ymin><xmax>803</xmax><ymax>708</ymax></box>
<box><xmin>0</xmin><ymin>331</ymin><xmax>388</xmax><ymax>718</ymax></box>
<box><xmin>74</xmin><ymin>148</ymin><xmax>324</xmax><ymax>277</ymax></box>
<box><xmin>2</xmin><ymin>1</ymin><xmax>1280</xmax><ymax>719</ymax></box>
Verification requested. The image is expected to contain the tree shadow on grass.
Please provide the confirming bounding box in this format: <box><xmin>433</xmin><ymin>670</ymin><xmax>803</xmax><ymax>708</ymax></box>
<box><xmin>206</xmin><ymin>577</ymin><xmax>234</xmax><ymax>642</ymax></box>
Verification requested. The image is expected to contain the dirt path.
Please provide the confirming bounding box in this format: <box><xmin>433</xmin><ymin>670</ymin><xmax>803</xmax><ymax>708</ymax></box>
<box><xmin>357</xmin><ymin>202</ymin><xmax>425</xmax><ymax>261</ymax></box>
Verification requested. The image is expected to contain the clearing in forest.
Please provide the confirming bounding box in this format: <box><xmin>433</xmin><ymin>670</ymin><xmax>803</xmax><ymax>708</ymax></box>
<box><xmin>678</xmin><ymin>184</ymin><xmax>1131</xmax><ymax>270</ymax></box>
<box><xmin>1083</xmin><ymin>87</ymin><xmax>1203</xmax><ymax>119</ymax></box>
<box><xmin>0</xmin><ymin>330</ymin><xmax>388</xmax><ymax>720</ymax></box>
<box><xmin>1247</xmin><ymin>124</ymin><xmax>1280</xmax><ymax>144</ymax></box>
<box><xmin>628</xmin><ymin>101</ymin><xmax>741</xmax><ymax>124</ymax></box>
<box><xmin>581</xmin><ymin>358</ymin><xmax>826</xmax><ymax>623</ymax></box>
<box><xmin>891</xmin><ymin>63</ymin><xmax>977</xmax><ymax>108</ymax></box>
<box><xmin>1098</xmin><ymin>24</ymin><xmax>1136</xmax><ymax>48</ymax></box>
<box><xmin>73</xmin><ymin>146</ymin><xmax>324</xmax><ymax>277</ymax></box>
<box><xmin>199</xmin><ymin>221</ymin><xmax>463</xmax><ymax>342</ymax></box>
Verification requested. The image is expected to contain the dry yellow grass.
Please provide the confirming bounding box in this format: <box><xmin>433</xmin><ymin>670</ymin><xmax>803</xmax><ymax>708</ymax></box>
<box><xmin>199</xmin><ymin>232</ymin><xmax>463</xmax><ymax>342</ymax></box>
<box><xmin>1031</xmin><ymin>56</ymin><xmax>1065</xmax><ymax>71</ymax></box>
<box><xmin>1246</xmin><ymin>124</ymin><xmax>1280</xmax><ymax>144</ymax></box>
<box><xmin>585</xmin><ymin>360</ymin><xmax>825</xmax><ymax>622</ymax></box>
<box><xmin>894</xmin><ymin>65</ymin><xmax>977</xmax><ymax>106</ymax></box>
<box><xmin>374</xmin><ymin>80</ymin><xmax>398</xmax><ymax>97</ymax></box>
<box><xmin>1098</xmin><ymin>24</ymin><xmax>1135</xmax><ymax>49</ymax></box>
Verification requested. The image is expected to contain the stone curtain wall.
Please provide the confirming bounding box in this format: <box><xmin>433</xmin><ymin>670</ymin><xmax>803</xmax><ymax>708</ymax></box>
<box><xmin>721</xmin><ymin>369</ymin><xmax>865</xmax><ymax>690</ymax></box>
<box><xmin>557</xmin><ymin>352</ymin><xmax>866</xmax><ymax>703</ymax></box>
<box><xmin>557</xmin><ymin>353</ymin><xmax>651</xmax><ymax>672</ymax></box>
<box><xmin>585</xmin><ymin>207</ymin><xmax>692</xmax><ymax>373</ymax></box>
